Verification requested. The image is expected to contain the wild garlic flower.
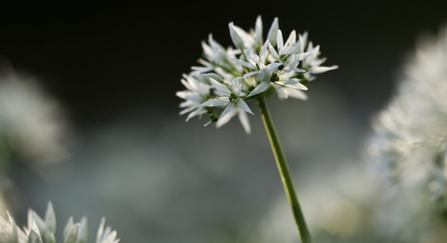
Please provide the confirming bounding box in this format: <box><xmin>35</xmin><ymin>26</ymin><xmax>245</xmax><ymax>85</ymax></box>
<box><xmin>0</xmin><ymin>202</ymin><xmax>119</xmax><ymax>243</ymax></box>
<box><xmin>177</xmin><ymin>16</ymin><xmax>337</xmax><ymax>133</ymax></box>
<box><xmin>367</xmin><ymin>26</ymin><xmax>447</xmax><ymax>210</ymax></box>
<box><xmin>0</xmin><ymin>70</ymin><xmax>69</xmax><ymax>166</ymax></box>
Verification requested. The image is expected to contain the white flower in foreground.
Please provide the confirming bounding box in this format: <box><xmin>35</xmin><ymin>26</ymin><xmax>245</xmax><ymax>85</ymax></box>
<box><xmin>0</xmin><ymin>202</ymin><xmax>119</xmax><ymax>243</ymax></box>
<box><xmin>367</xmin><ymin>26</ymin><xmax>447</xmax><ymax>210</ymax></box>
<box><xmin>177</xmin><ymin>16</ymin><xmax>337</xmax><ymax>133</ymax></box>
<box><xmin>201</xmin><ymin>78</ymin><xmax>253</xmax><ymax>133</ymax></box>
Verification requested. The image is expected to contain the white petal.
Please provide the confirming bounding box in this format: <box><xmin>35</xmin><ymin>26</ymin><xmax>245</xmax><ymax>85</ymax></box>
<box><xmin>63</xmin><ymin>217</ymin><xmax>75</xmax><ymax>240</ymax></box>
<box><xmin>254</xmin><ymin>15</ymin><xmax>263</xmax><ymax>46</ymax></box>
<box><xmin>77</xmin><ymin>217</ymin><xmax>88</xmax><ymax>243</ymax></box>
<box><xmin>201</xmin><ymin>98</ymin><xmax>229</xmax><ymax>107</ymax></box>
<box><xmin>31</xmin><ymin>212</ymin><xmax>46</xmax><ymax>236</ymax></box>
<box><xmin>293</xmin><ymin>67</ymin><xmax>306</xmax><ymax>73</ymax></box>
<box><xmin>201</xmin><ymin>73</ymin><xmax>224</xmax><ymax>83</ymax></box>
<box><xmin>64</xmin><ymin>224</ymin><xmax>79</xmax><ymax>243</ymax></box>
<box><xmin>266</xmin><ymin>62</ymin><xmax>282</xmax><ymax>70</ymax></box>
<box><xmin>44</xmin><ymin>202</ymin><xmax>56</xmax><ymax>234</ymax></box>
<box><xmin>243</xmin><ymin>70</ymin><xmax>259</xmax><ymax>78</ymax></box>
<box><xmin>260</xmin><ymin>40</ymin><xmax>270</xmax><ymax>62</ymax></box>
<box><xmin>284</xmin><ymin>30</ymin><xmax>297</xmax><ymax>53</ymax></box>
<box><xmin>186</xmin><ymin>108</ymin><xmax>204</xmax><ymax>121</ymax></box>
<box><xmin>238</xmin><ymin>111</ymin><xmax>251</xmax><ymax>134</ymax></box>
<box><xmin>96</xmin><ymin>218</ymin><xmax>105</xmax><ymax>243</ymax></box>
<box><xmin>298</xmin><ymin>32</ymin><xmax>308</xmax><ymax>53</ymax></box>
<box><xmin>220</xmin><ymin>102</ymin><xmax>235</xmax><ymax>119</ymax></box>
<box><xmin>273</xmin><ymin>83</ymin><xmax>287</xmax><ymax>98</ymax></box>
<box><xmin>216</xmin><ymin>107</ymin><xmax>238</xmax><ymax>128</ymax></box>
<box><xmin>247</xmin><ymin>81</ymin><xmax>270</xmax><ymax>97</ymax></box>
<box><xmin>28</xmin><ymin>230</ymin><xmax>43</xmax><ymax>243</ymax></box>
<box><xmin>209</xmin><ymin>78</ymin><xmax>231</xmax><ymax>96</ymax></box>
<box><xmin>236</xmin><ymin>98</ymin><xmax>253</xmax><ymax>115</ymax></box>
<box><xmin>311</xmin><ymin>45</ymin><xmax>320</xmax><ymax>57</ymax></box>
<box><xmin>277</xmin><ymin>29</ymin><xmax>284</xmax><ymax>52</ymax></box>
<box><xmin>311</xmin><ymin>65</ymin><xmax>339</xmax><ymax>74</ymax></box>
<box><xmin>268</xmin><ymin>43</ymin><xmax>279</xmax><ymax>60</ymax></box>
<box><xmin>201</xmin><ymin>41</ymin><xmax>213</xmax><ymax>58</ymax></box>
<box><xmin>257</xmin><ymin>68</ymin><xmax>271</xmax><ymax>82</ymax></box>
<box><xmin>229</xmin><ymin>22</ymin><xmax>245</xmax><ymax>49</ymax></box>
<box><xmin>267</xmin><ymin>17</ymin><xmax>279</xmax><ymax>46</ymax></box>
<box><xmin>283</xmin><ymin>79</ymin><xmax>308</xmax><ymax>90</ymax></box>
<box><xmin>285</xmin><ymin>88</ymin><xmax>308</xmax><ymax>100</ymax></box>
<box><xmin>208</xmin><ymin>34</ymin><xmax>224</xmax><ymax>51</ymax></box>
<box><xmin>232</xmin><ymin>58</ymin><xmax>256</xmax><ymax>70</ymax></box>
<box><xmin>232</xmin><ymin>79</ymin><xmax>243</xmax><ymax>96</ymax></box>
<box><xmin>191</xmin><ymin>66</ymin><xmax>213</xmax><ymax>73</ymax></box>
<box><xmin>179</xmin><ymin>107</ymin><xmax>194</xmax><ymax>115</ymax></box>
<box><xmin>185</xmin><ymin>94</ymin><xmax>203</xmax><ymax>103</ymax></box>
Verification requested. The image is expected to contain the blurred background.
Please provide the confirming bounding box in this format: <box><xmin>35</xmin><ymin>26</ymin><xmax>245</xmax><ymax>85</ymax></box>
<box><xmin>1</xmin><ymin>1</ymin><xmax>447</xmax><ymax>242</ymax></box>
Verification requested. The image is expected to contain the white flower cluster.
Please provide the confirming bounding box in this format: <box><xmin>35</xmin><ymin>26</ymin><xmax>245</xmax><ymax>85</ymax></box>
<box><xmin>367</xmin><ymin>26</ymin><xmax>447</xmax><ymax>210</ymax></box>
<box><xmin>176</xmin><ymin>16</ymin><xmax>337</xmax><ymax>133</ymax></box>
<box><xmin>0</xmin><ymin>202</ymin><xmax>119</xmax><ymax>243</ymax></box>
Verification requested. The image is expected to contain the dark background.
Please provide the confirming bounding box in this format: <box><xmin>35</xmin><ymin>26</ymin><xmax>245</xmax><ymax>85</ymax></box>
<box><xmin>1</xmin><ymin>1</ymin><xmax>446</xmax><ymax>128</ymax></box>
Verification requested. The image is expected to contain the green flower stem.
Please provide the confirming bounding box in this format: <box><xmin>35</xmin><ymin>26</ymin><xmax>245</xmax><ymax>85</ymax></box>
<box><xmin>257</xmin><ymin>97</ymin><xmax>312</xmax><ymax>243</ymax></box>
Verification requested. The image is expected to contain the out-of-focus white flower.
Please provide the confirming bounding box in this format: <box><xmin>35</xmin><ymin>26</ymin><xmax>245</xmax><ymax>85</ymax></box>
<box><xmin>177</xmin><ymin>16</ymin><xmax>337</xmax><ymax>133</ymax></box>
<box><xmin>0</xmin><ymin>69</ymin><xmax>69</xmax><ymax>166</ymax></box>
<box><xmin>367</xmin><ymin>26</ymin><xmax>447</xmax><ymax>211</ymax></box>
<box><xmin>0</xmin><ymin>202</ymin><xmax>119</xmax><ymax>243</ymax></box>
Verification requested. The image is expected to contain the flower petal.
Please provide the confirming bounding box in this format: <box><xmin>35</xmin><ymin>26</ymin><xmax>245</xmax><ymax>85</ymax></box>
<box><xmin>216</xmin><ymin>106</ymin><xmax>238</xmax><ymax>128</ymax></box>
<box><xmin>277</xmin><ymin>29</ymin><xmax>284</xmax><ymax>52</ymax></box>
<box><xmin>267</xmin><ymin>17</ymin><xmax>279</xmax><ymax>46</ymax></box>
<box><xmin>285</xmin><ymin>88</ymin><xmax>308</xmax><ymax>100</ymax></box>
<box><xmin>209</xmin><ymin>78</ymin><xmax>231</xmax><ymax>96</ymax></box>
<box><xmin>201</xmin><ymin>98</ymin><xmax>229</xmax><ymax>107</ymax></box>
<box><xmin>231</xmin><ymin>58</ymin><xmax>257</xmax><ymax>70</ymax></box>
<box><xmin>311</xmin><ymin>65</ymin><xmax>339</xmax><ymax>74</ymax></box>
<box><xmin>229</xmin><ymin>22</ymin><xmax>245</xmax><ymax>49</ymax></box>
<box><xmin>254</xmin><ymin>15</ymin><xmax>263</xmax><ymax>46</ymax></box>
<box><xmin>283</xmin><ymin>30</ymin><xmax>297</xmax><ymax>53</ymax></box>
<box><xmin>268</xmin><ymin>43</ymin><xmax>279</xmax><ymax>60</ymax></box>
<box><xmin>238</xmin><ymin>111</ymin><xmax>251</xmax><ymax>134</ymax></box>
<box><xmin>243</xmin><ymin>70</ymin><xmax>260</xmax><ymax>78</ymax></box>
<box><xmin>247</xmin><ymin>81</ymin><xmax>270</xmax><ymax>97</ymax></box>
<box><xmin>273</xmin><ymin>83</ymin><xmax>287</xmax><ymax>98</ymax></box>
<box><xmin>220</xmin><ymin>102</ymin><xmax>235</xmax><ymax>119</ymax></box>
<box><xmin>236</xmin><ymin>98</ymin><xmax>254</xmax><ymax>115</ymax></box>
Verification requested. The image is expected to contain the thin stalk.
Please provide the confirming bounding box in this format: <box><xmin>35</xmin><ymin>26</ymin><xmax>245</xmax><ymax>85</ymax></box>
<box><xmin>257</xmin><ymin>97</ymin><xmax>312</xmax><ymax>243</ymax></box>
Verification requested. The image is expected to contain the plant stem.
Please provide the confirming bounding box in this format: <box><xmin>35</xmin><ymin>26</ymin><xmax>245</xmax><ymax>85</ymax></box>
<box><xmin>257</xmin><ymin>97</ymin><xmax>312</xmax><ymax>243</ymax></box>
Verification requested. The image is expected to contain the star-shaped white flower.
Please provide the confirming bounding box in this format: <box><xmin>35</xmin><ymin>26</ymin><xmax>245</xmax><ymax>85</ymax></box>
<box><xmin>267</xmin><ymin>29</ymin><xmax>308</xmax><ymax>71</ymax></box>
<box><xmin>176</xmin><ymin>74</ymin><xmax>211</xmax><ymax>121</ymax></box>
<box><xmin>301</xmin><ymin>42</ymin><xmax>338</xmax><ymax>81</ymax></box>
<box><xmin>251</xmin><ymin>67</ymin><xmax>308</xmax><ymax>99</ymax></box>
<box><xmin>201</xmin><ymin>78</ymin><xmax>253</xmax><ymax>133</ymax></box>
<box><xmin>192</xmin><ymin>34</ymin><xmax>241</xmax><ymax>76</ymax></box>
<box><xmin>230</xmin><ymin>43</ymin><xmax>307</xmax><ymax>99</ymax></box>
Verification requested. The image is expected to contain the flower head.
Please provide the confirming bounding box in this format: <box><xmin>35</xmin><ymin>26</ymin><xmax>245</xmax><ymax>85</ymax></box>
<box><xmin>367</xmin><ymin>26</ymin><xmax>447</xmax><ymax>211</ymax></box>
<box><xmin>177</xmin><ymin>16</ymin><xmax>337</xmax><ymax>133</ymax></box>
<box><xmin>0</xmin><ymin>202</ymin><xmax>120</xmax><ymax>243</ymax></box>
